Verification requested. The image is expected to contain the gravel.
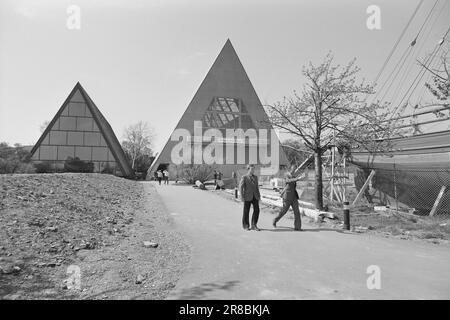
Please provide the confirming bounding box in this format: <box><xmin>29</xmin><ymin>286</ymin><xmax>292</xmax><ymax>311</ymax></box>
<box><xmin>0</xmin><ymin>173</ymin><xmax>189</xmax><ymax>300</ymax></box>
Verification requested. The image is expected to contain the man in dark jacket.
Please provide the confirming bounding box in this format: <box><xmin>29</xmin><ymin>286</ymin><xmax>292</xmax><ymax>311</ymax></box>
<box><xmin>239</xmin><ymin>164</ymin><xmax>261</xmax><ymax>231</ymax></box>
<box><xmin>273</xmin><ymin>165</ymin><xmax>304</xmax><ymax>231</ymax></box>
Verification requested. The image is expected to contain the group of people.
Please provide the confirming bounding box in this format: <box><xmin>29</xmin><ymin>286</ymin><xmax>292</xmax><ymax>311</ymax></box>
<box><xmin>153</xmin><ymin>164</ymin><xmax>303</xmax><ymax>231</ymax></box>
<box><xmin>155</xmin><ymin>169</ymin><xmax>170</xmax><ymax>185</ymax></box>
<box><xmin>239</xmin><ymin>164</ymin><xmax>303</xmax><ymax>231</ymax></box>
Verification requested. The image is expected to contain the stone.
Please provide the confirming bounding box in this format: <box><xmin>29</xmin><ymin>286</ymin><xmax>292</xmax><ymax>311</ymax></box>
<box><xmin>1</xmin><ymin>265</ymin><xmax>21</xmax><ymax>274</ymax></box>
<box><xmin>42</xmin><ymin>288</ymin><xmax>58</xmax><ymax>296</ymax></box>
<box><xmin>143</xmin><ymin>241</ymin><xmax>158</xmax><ymax>248</ymax></box>
<box><xmin>3</xmin><ymin>293</ymin><xmax>21</xmax><ymax>300</ymax></box>
<box><xmin>135</xmin><ymin>274</ymin><xmax>145</xmax><ymax>284</ymax></box>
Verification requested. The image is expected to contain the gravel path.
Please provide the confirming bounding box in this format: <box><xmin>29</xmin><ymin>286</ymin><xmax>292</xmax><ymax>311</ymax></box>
<box><xmin>155</xmin><ymin>182</ymin><xmax>450</xmax><ymax>300</ymax></box>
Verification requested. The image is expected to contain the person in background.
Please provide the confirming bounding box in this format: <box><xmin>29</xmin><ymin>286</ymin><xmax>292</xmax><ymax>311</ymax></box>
<box><xmin>239</xmin><ymin>164</ymin><xmax>261</xmax><ymax>231</ymax></box>
<box><xmin>272</xmin><ymin>165</ymin><xmax>305</xmax><ymax>231</ymax></box>
<box><xmin>163</xmin><ymin>169</ymin><xmax>170</xmax><ymax>185</ymax></box>
<box><xmin>213</xmin><ymin>170</ymin><xmax>218</xmax><ymax>186</ymax></box>
<box><xmin>232</xmin><ymin>171</ymin><xmax>238</xmax><ymax>198</ymax></box>
<box><xmin>156</xmin><ymin>170</ymin><xmax>163</xmax><ymax>185</ymax></box>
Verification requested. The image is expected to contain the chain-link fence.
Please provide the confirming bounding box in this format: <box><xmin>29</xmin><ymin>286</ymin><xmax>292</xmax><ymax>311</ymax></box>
<box><xmin>266</xmin><ymin>161</ymin><xmax>450</xmax><ymax>219</ymax></box>
<box><xmin>257</xmin><ymin>159</ymin><xmax>450</xmax><ymax>238</ymax></box>
<box><xmin>353</xmin><ymin>166</ymin><xmax>450</xmax><ymax>218</ymax></box>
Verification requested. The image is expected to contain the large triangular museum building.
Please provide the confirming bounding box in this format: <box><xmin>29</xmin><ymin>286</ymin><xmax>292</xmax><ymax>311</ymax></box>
<box><xmin>148</xmin><ymin>40</ymin><xmax>288</xmax><ymax>179</ymax></box>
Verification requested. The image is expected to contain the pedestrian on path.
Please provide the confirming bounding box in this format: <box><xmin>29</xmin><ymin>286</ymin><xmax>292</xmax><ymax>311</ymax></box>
<box><xmin>239</xmin><ymin>164</ymin><xmax>261</xmax><ymax>231</ymax></box>
<box><xmin>213</xmin><ymin>170</ymin><xmax>218</xmax><ymax>186</ymax></box>
<box><xmin>163</xmin><ymin>169</ymin><xmax>170</xmax><ymax>185</ymax></box>
<box><xmin>273</xmin><ymin>165</ymin><xmax>305</xmax><ymax>231</ymax></box>
<box><xmin>156</xmin><ymin>170</ymin><xmax>163</xmax><ymax>185</ymax></box>
<box><xmin>215</xmin><ymin>170</ymin><xmax>224</xmax><ymax>190</ymax></box>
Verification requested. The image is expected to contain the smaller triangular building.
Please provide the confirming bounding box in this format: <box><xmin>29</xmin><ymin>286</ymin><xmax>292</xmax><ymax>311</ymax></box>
<box><xmin>148</xmin><ymin>40</ymin><xmax>288</xmax><ymax>179</ymax></box>
<box><xmin>30</xmin><ymin>82</ymin><xmax>133</xmax><ymax>177</ymax></box>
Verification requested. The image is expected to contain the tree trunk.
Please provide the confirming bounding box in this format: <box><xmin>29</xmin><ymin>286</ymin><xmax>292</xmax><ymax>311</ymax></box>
<box><xmin>132</xmin><ymin>155</ymin><xmax>136</xmax><ymax>170</ymax></box>
<box><xmin>314</xmin><ymin>150</ymin><xmax>323</xmax><ymax>210</ymax></box>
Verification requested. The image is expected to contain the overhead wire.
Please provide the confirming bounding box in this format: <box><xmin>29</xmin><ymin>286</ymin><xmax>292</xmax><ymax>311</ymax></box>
<box><xmin>370</xmin><ymin>0</ymin><xmax>425</xmax><ymax>93</ymax></box>
<box><xmin>387</xmin><ymin>0</ymin><xmax>443</xmax><ymax>119</ymax></box>
<box><xmin>373</xmin><ymin>0</ymin><xmax>440</xmax><ymax>107</ymax></box>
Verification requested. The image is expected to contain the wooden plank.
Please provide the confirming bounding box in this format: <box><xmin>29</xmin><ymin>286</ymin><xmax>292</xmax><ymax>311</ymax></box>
<box><xmin>293</xmin><ymin>154</ymin><xmax>314</xmax><ymax>175</ymax></box>
<box><xmin>352</xmin><ymin>170</ymin><xmax>375</xmax><ymax>206</ymax></box>
<box><xmin>430</xmin><ymin>186</ymin><xmax>446</xmax><ymax>217</ymax></box>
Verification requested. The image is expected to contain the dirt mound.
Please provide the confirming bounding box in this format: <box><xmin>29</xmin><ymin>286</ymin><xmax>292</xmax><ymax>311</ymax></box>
<box><xmin>0</xmin><ymin>173</ymin><xmax>189</xmax><ymax>299</ymax></box>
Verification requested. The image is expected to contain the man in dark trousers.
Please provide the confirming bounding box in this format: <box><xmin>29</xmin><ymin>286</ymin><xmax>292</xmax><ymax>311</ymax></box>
<box><xmin>239</xmin><ymin>164</ymin><xmax>261</xmax><ymax>231</ymax></box>
<box><xmin>273</xmin><ymin>165</ymin><xmax>305</xmax><ymax>231</ymax></box>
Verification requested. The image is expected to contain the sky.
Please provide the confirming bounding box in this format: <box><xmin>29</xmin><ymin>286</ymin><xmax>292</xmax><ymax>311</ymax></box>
<box><xmin>0</xmin><ymin>0</ymin><xmax>448</xmax><ymax>152</ymax></box>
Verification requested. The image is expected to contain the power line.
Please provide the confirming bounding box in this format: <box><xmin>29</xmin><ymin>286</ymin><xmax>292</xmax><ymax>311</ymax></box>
<box><xmin>371</xmin><ymin>0</ymin><xmax>425</xmax><ymax>90</ymax></box>
<box><xmin>371</xmin><ymin>45</ymin><xmax>410</xmax><ymax>103</ymax></box>
<box><xmin>398</xmin><ymin>26</ymin><xmax>450</xmax><ymax>109</ymax></box>
<box><xmin>373</xmin><ymin>0</ymin><xmax>440</xmax><ymax>106</ymax></box>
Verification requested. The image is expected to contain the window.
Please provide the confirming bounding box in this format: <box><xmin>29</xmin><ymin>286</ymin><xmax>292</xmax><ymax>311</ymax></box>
<box><xmin>201</xmin><ymin>97</ymin><xmax>255</xmax><ymax>130</ymax></box>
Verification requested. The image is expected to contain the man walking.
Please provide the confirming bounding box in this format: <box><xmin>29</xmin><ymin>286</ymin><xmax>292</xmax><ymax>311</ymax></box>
<box><xmin>163</xmin><ymin>169</ymin><xmax>169</xmax><ymax>185</ymax></box>
<box><xmin>213</xmin><ymin>170</ymin><xmax>218</xmax><ymax>186</ymax></box>
<box><xmin>239</xmin><ymin>164</ymin><xmax>261</xmax><ymax>231</ymax></box>
<box><xmin>273</xmin><ymin>165</ymin><xmax>304</xmax><ymax>231</ymax></box>
<box><xmin>156</xmin><ymin>170</ymin><xmax>163</xmax><ymax>185</ymax></box>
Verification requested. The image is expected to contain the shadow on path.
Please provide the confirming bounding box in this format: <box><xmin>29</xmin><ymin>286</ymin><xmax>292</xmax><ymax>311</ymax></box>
<box><xmin>260</xmin><ymin>227</ymin><xmax>344</xmax><ymax>233</ymax></box>
<box><xmin>173</xmin><ymin>280</ymin><xmax>240</xmax><ymax>299</ymax></box>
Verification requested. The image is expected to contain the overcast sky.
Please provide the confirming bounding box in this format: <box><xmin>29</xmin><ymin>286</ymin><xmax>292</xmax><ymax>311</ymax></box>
<box><xmin>0</xmin><ymin>0</ymin><xmax>448</xmax><ymax>152</ymax></box>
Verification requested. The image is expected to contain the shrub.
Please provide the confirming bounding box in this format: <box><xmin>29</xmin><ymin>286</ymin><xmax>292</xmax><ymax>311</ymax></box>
<box><xmin>16</xmin><ymin>162</ymin><xmax>36</xmax><ymax>174</ymax></box>
<box><xmin>101</xmin><ymin>162</ymin><xmax>115</xmax><ymax>174</ymax></box>
<box><xmin>175</xmin><ymin>164</ymin><xmax>214</xmax><ymax>184</ymax></box>
<box><xmin>34</xmin><ymin>162</ymin><xmax>53</xmax><ymax>173</ymax></box>
<box><xmin>0</xmin><ymin>142</ymin><xmax>33</xmax><ymax>174</ymax></box>
<box><xmin>64</xmin><ymin>157</ymin><xmax>94</xmax><ymax>173</ymax></box>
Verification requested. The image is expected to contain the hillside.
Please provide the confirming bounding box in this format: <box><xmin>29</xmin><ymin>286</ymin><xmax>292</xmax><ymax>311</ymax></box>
<box><xmin>0</xmin><ymin>173</ymin><xmax>189</xmax><ymax>300</ymax></box>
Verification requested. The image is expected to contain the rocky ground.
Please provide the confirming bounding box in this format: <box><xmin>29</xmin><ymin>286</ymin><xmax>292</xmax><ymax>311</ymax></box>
<box><xmin>0</xmin><ymin>173</ymin><xmax>189</xmax><ymax>300</ymax></box>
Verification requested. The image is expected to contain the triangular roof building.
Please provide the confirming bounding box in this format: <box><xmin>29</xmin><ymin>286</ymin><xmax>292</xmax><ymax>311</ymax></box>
<box><xmin>148</xmin><ymin>40</ymin><xmax>288</xmax><ymax>178</ymax></box>
<box><xmin>30</xmin><ymin>82</ymin><xmax>133</xmax><ymax>177</ymax></box>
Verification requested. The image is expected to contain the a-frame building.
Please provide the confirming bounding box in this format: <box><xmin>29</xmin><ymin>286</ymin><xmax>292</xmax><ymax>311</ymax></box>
<box><xmin>148</xmin><ymin>39</ymin><xmax>288</xmax><ymax>179</ymax></box>
<box><xmin>30</xmin><ymin>82</ymin><xmax>134</xmax><ymax>178</ymax></box>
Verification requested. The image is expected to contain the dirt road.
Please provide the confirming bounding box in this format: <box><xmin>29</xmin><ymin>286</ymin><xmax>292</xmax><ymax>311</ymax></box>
<box><xmin>154</xmin><ymin>182</ymin><xmax>450</xmax><ymax>299</ymax></box>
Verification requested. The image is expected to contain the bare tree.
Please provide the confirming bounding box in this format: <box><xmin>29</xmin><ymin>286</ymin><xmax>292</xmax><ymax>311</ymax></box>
<box><xmin>40</xmin><ymin>120</ymin><xmax>50</xmax><ymax>133</ymax></box>
<box><xmin>266</xmin><ymin>53</ymin><xmax>397</xmax><ymax>210</ymax></box>
<box><xmin>122</xmin><ymin>121</ymin><xmax>155</xmax><ymax>171</ymax></box>
<box><xmin>423</xmin><ymin>45</ymin><xmax>450</xmax><ymax>101</ymax></box>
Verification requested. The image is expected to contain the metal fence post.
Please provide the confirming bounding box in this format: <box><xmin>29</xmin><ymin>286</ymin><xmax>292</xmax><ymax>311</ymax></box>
<box><xmin>343</xmin><ymin>201</ymin><xmax>350</xmax><ymax>230</ymax></box>
<box><xmin>393</xmin><ymin>163</ymin><xmax>398</xmax><ymax>212</ymax></box>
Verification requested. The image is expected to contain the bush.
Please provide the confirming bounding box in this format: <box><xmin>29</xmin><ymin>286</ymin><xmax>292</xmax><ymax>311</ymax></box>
<box><xmin>175</xmin><ymin>164</ymin><xmax>214</xmax><ymax>184</ymax></box>
<box><xmin>0</xmin><ymin>158</ymin><xmax>15</xmax><ymax>174</ymax></box>
<box><xmin>16</xmin><ymin>162</ymin><xmax>36</xmax><ymax>174</ymax></box>
<box><xmin>64</xmin><ymin>157</ymin><xmax>94</xmax><ymax>173</ymax></box>
<box><xmin>0</xmin><ymin>142</ymin><xmax>33</xmax><ymax>174</ymax></box>
<box><xmin>34</xmin><ymin>162</ymin><xmax>53</xmax><ymax>173</ymax></box>
<box><xmin>101</xmin><ymin>162</ymin><xmax>115</xmax><ymax>174</ymax></box>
